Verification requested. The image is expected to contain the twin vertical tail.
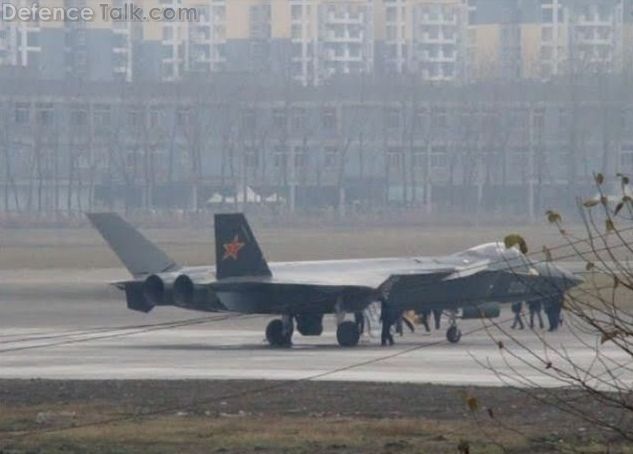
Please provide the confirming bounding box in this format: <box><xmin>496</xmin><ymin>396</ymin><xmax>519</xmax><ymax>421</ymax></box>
<box><xmin>88</xmin><ymin>211</ymin><xmax>269</xmax><ymax>281</ymax></box>
<box><xmin>86</xmin><ymin>213</ymin><xmax>179</xmax><ymax>277</ymax></box>
<box><xmin>214</xmin><ymin>213</ymin><xmax>271</xmax><ymax>280</ymax></box>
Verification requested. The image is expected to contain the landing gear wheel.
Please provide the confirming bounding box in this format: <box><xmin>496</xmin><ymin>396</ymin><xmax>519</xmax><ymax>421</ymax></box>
<box><xmin>446</xmin><ymin>325</ymin><xmax>462</xmax><ymax>344</ymax></box>
<box><xmin>266</xmin><ymin>319</ymin><xmax>293</xmax><ymax>347</ymax></box>
<box><xmin>336</xmin><ymin>321</ymin><xmax>360</xmax><ymax>347</ymax></box>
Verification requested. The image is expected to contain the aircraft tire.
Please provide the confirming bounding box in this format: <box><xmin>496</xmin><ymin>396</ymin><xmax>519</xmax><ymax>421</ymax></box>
<box><xmin>266</xmin><ymin>319</ymin><xmax>292</xmax><ymax>347</ymax></box>
<box><xmin>336</xmin><ymin>321</ymin><xmax>360</xmax><ymax>347</ymax></box>
<box><xmin>446</xmin><ymin>326</ymin><xmax>462</xmax><ymax>344</ymax></box>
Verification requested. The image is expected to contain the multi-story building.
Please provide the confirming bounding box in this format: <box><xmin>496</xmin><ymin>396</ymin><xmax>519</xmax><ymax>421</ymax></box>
<box><xmin>524</xmin><ymin>0</ymin><xmax>625</xmax><ymax>78</ymax></box>
<box><xmin>288</xmin><ymin>0</ymin><xmax>374</xmax><ymax>85</ymax></box>
<box><xmin>185</xmin><ymin>0</ymin><xmax>227</xmax><ymax>74</ymax></box>
<box><xmin>1</xmin><ymin>2</ymin><xmax>41</xmax><ymax>71</ymax></box>
<box><xmin>0</xmin><ymin>0</ymin><xmax>631</xmax><ymax>84</ymax></box>
<box><xmin>1</xmin><ymin>77</ymin><xmax>632</xmax><ymax>216</ymax></box>
<box><xmin>0</xmin><ymin>0</ymin><xmax>135</xmax><ymax>80</ymax></box>
<box><xmin>0</xmin><ymin>18</ymin><xmax>7</xmax><ymax>66</ymax></box>
<box><xmin>409</xmin><ymin>0</ymin><xmax>466</xmax><ymax>81</ymax></box>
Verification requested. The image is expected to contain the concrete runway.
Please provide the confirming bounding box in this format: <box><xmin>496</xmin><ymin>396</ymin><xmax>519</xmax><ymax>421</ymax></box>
<box><xmin>1</xmin><ymin>269</ymin><xmax>631</xmax><ymax>387</ymax></box>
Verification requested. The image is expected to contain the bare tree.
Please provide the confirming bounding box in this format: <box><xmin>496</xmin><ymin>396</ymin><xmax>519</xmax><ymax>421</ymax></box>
<box><xmin>480</xmin><ymin>173</ymin><xmax>633</xmax><ymax>442</ymax></box>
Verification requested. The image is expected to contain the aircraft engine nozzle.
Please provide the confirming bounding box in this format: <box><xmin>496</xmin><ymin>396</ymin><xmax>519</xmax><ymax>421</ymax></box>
<box><xmin>143</xmin><ymin>274</ymin><xmax>169</xmax><ymax>306</ymax></box>
<box><xmin>173</xmin><ymin>274</ymin><xmax>218</xmax><ymax>309</ymax></box>
<box><xmin>173</xmin><ymin>274</ymin><xmax>195</xmax><ymax>306</ymax></box>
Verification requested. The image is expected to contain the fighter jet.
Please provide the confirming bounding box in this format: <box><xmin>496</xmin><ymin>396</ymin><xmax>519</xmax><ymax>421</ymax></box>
<box><xmin>87</xmin><ymin>212</ymin><xmax>582</xmax><ymax>348</ymax></box>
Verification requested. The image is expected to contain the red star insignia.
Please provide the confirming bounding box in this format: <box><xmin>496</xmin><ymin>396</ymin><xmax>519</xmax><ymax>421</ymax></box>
<box><xmin>222</xmin><ymin>234</ymin><xmax>245</xmax><ymax>261</ymax></box>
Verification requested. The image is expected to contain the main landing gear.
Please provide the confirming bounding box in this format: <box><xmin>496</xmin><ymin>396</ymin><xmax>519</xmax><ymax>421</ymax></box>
<box><xmin>334</xmin><ymin>299</ymin><xmax>361</xmax><ymax>347</ymax></box>
<box><xmin>336</xmin><ymin>321</ymin><xmax>360</xmax><ymax>347</ymax></box>
<box><xmin>266</xmin><ymin>315</ymin><xmax>294</xmax><ymax>347</ymax></box>
<box><xmin>446</xmin><ymin>310</ymin><xmax>462</xmax><ymax>344</ymax></box>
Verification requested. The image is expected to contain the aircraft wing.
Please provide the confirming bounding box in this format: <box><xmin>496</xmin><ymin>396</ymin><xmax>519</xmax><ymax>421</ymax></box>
<box><xmin>215</xmin><ymin>260</ymin><xmax>479</xmax><ymax>291</ymax></box>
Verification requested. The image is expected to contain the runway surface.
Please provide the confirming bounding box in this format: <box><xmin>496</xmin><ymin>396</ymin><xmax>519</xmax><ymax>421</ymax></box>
<box><xmin>1</xmin><ymin>269</ymin><xmax>631</xmax><ymax>387</ymax></box>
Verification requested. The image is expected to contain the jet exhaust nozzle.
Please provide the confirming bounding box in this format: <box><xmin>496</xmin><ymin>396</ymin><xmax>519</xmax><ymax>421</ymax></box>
<box><xmin>173</xmin><ymin>274</ymin><xmax>219</xmax><ymax>309</ymax></box>
<box><xmin>173</xmin><ymin>274</ymin><xmax>195</xmax><ymax>306</ymax></box>
<box><xmin>143</xmin><ymin>274</ymin><xmax>167</xmax><ymax>306</ymax></box>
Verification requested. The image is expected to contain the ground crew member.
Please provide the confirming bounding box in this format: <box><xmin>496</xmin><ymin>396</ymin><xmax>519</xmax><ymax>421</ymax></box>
<box><xmin>380</xmin><ymin>298</ymin><xmax>394</xmax><ymax>346</ymax></box>
<box><xmin>419</xmin><ymin>309</ymin><xmax>431</xmax><ymax>332</ymax></box>
<box><xmin>354</xmin><ymin>311</ymin><xmax>365</xmax><ymax>335</ymax></box>
<box><xmin>511</xmin><ymin>302</ymin><xmax>524</xmax><ymax>329</ymax></box>
<box><xmin>528</xmin><ymin>300</ymin><xmax>544</xmax><ymax>329</ymax></box>
<box><xmin>545</xmin><ymin>297</ymin><xmax>563</xmax><ymax>332</ymax></box>
<box><xmin>432</xmin><ymin>308</ymin><xmax>442</xmax><ymax>329</ymax></box>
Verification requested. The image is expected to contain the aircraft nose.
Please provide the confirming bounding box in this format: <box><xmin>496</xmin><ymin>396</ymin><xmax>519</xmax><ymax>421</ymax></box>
<box><xmin>533</xmin><ymin>262</ymin><xmax>582</xmax><ymax>288</ymax></box>
<box><xmin>555</xmin><ymin>264</ymin><xmax>583</xmax><ymax>288</ymax></box>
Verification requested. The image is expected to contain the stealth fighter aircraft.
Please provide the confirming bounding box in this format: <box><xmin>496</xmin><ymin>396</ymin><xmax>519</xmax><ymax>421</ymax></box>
<box><xmin>88</xmin><ymin>213</ymin><xmax>581</xmax><ymax>347</ymax></box>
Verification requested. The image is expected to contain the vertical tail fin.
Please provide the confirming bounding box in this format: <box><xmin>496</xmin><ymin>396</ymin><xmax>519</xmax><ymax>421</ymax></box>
<box><xmin>214</xmin><ymin>213</ymin><xmax>271</xmax><ymax>280</ymax></box>
<box><xmin>87</xmin><ymin>213</ymin><xmax>179</xmax><ymax>277</ymax></box>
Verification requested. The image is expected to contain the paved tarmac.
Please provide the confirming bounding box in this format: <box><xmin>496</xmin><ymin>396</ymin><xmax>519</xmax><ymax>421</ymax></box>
<box><xmin>0</xmin><ymin>269</ymin><xmax>630</xmax><ymax>387</ymax></box>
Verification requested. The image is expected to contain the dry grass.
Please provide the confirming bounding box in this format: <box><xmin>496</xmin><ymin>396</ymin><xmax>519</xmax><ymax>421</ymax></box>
<box><xmin>0</xmin><ymin>408</ymin><xmax>535</xmax><ymax>454</ymax></box>
<box><xmin>1</xmin><ymin>380</ymin><xmax>631</xmax><ymax>453</ymax></box>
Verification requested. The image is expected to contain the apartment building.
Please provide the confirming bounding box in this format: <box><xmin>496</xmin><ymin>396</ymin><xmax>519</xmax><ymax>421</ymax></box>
<box><xmin>0</xmin><ymin>0</ymin><xmax>631</xmax><ymax>84</ymax></box>
<box><xmin>0</xmin><ymin>0</ymin><xmax>135</xmax><ymax>80</ymax></box>
<box><xmin>0</xmin><ymin>0</ymin><xmax>41</xmax><ymax>71</ymax></box>
<box><xmin>528</xmin><ymin>0</ymin><xmax>625</xmax><ymax>78</ymax></box>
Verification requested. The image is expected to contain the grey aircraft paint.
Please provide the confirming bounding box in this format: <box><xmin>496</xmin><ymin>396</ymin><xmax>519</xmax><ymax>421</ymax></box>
<box><xmin>87</xmin><ymin>212</ymin><xmax>582</xmax><ymax>347</ymax></box>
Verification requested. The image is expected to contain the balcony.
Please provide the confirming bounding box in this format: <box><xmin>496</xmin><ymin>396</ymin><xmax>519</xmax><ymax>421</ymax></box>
<box><xmin>323</xmin><ymin>48</ymin><xmax>364</xmax><ymax>63</ymax></box>
<box><xmin>326</xmin><ymin>11</ymin><xmax>366</xmax><ymax>25</ymax></box>
<box><xmin>324</xmin><ymin>29</ymin><xmax>365</xmax><ymax>43</ymax></box>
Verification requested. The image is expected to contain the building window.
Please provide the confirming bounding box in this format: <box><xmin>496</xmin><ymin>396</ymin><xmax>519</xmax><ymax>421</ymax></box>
<box><xmin>387</xmin><ymin>146</ymin><xmax>403</xmax><ymax>167</ymax></box>
<box><xmin>272</xmin><ymin>108</ymin><xmax>287</xmax><ymax>130</ymax></box>
<box><xmin>293</xmin><ymin>146</ymin><xmax>305</xmax><ymax>168</ymax></box>
<box><xmin>241</xmin><ymin>109</ymin><xmax>256</xmax><ymax>131</ymax></box>
<box><xmin>321</xmin><ymin>107</ymin><xmax>337</xmax><ymax>131</ymax></box>
<box><xmin>150</xmin><ymin>107</ymin><xmax>164</xmax><ymax>128</ymax></box>
<box><xmin>621</xmin><ymin>144</ymin><xmax>633</xmax><ymax>168</ymax></box>
<box><xmin>177</xmin><ymin>108</ymin><xmax>191</xmax><ymax>128</ymax></box>
<box><xmin>14</xmin><ymin>103</ymin><xmax>30</xmax><ymax>124</ymax></box>
<box><xmin>291</xmin><ymin>107</ymin><xmax>306</xmax><ymax>130</ymax></box>
<box><xmin>431</xmin><ymin>107</ymin><xmax>447</xmax><ymax>130</ymax></box>
<box><xmin>36</xmin><ymin>103</ymin><xmax>54</xmax><ymax>126</ymax></box>
<box><xmin>127</xmin><ymin>109</ymin><xmax>143</xmax><ymax>129</ymax></box>
<box><xmin>93</xmin><ymin>105</ymin><xmax>111</xmax><ymax>128</ymax></box>
<box><xmin>385</xmin><ymin>107</ymin><xmax>400</xmax><ymax>130</ymax></box>
<box><xmin>274</xmin><ymin>145</ymin><xmax>287</xmax><ymax>168</ymax></box>
<box><xmin>324</xmin><ymin>146</ymin><xmax>338</xmax><ymax>168</ymax></box>
<box><xmin>70</xmin><ymin>105</ymin><xmax>88</xmax><ymax>127</ymax></box>
<box><xmin>291</xmin><ymin>4</ymin><xmax>302</xmax><ymax>20</ymax></box>
<box><xmin>431</xmin><ymin>145</ymin><xmax>448</xmax><ymax>168</ymax></box>
<box><xmin>244</xmin><ymin>148</ymin><xmax>259</xmax><ymax>168</ymax></box>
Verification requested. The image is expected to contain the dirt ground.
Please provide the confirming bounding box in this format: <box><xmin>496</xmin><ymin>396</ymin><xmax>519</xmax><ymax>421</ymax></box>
<box><xmin>0</xmin><ymin>380</ymin><xmax>631</xmax><ymax>453</ymax></box>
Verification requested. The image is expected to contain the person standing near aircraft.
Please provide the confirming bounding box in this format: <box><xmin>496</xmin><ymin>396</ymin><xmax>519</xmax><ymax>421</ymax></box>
<box><xmin>511</xmin><ymin>302</ymin><xmax>524</xmax><ymax>329</ymax></box>
<box><xmin>545</xmin><ymin>297</ymin><xmax>563</xmax><ymax>332</ymax></box>
<box><xmin>528</xmin><ymin>300</ymin><xmax>544</xmax><ymax>329</ymax></box>
<box><xmin>432</xmin><ymin>309</ymin><xmax>442</xmax><ymax>330</ymax></box>
<box><xmin>380</xmin><ymin>298</ymin><xmax>394</xmax><ymax>346</ymax></box>
<box><xmin>354</xmin><ymin>311</ymin><xmax>365</xmax><ymax>335</ymax></box>
<box><xmin>419</xmin><ymin>308</ymin><xmax>431</xmax><ymax>332</ymax></box>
